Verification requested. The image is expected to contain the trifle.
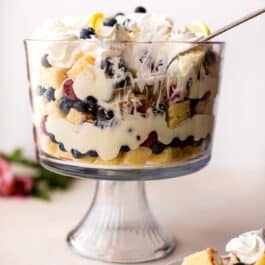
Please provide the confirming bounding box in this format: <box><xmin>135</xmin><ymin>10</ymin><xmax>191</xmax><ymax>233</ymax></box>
<box><xmin>182</xmin><ymin>229</ymin><xmax>265</xmax><ymax>265</ymax></box>
<box><xmin>25</xmin><ymin>6</ymin><xmax>223</xmax><ymax>169</ymax></box>
<box><xmin>25</xmin><ymin>7</ymin><xmax>225</xmax><ymax>263</ymax></box>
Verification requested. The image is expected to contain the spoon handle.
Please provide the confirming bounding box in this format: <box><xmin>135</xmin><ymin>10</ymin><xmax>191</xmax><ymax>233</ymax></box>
<box><xmin>165</xmin><ymin>8</ymin><xmax>265</xmax><ymax>71</ymax></box>
<box><xmin>203</xmin><ymin>7</ymin><xmax>265</xmax><ymax>41</ymax></box>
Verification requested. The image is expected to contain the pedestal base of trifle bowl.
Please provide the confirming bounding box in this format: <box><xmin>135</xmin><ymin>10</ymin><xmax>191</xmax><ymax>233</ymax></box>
<box><xmin>41</xmin><ymin>152</ymin><xmax>211</xmax><ymax>263</ymax></box>
<box><xmin>67</xmin><ymin>181</ymin><xmax>175</xmax><ymax>263</ymax></box>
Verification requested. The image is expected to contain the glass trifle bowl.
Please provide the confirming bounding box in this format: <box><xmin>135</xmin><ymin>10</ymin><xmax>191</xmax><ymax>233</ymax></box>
<box><xmin>24</xmin><ymin>39</ymin><xmax>224</xmax><ymax>263</ymax></box>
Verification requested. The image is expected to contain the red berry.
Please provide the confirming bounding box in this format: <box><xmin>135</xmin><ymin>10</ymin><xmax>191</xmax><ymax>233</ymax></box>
<box><xmin>63</xmin><ymin>79</ymin><xmax>77</xmax><ymax>100</ymax></box>
<box><xmin>169</xmin><ymin>84</ymin><xmax>176</xmax><ymax>98</ymax></box>
<box><xmin>41</xmin><ymin>116</ymin><xmax>48</xmax><ymax>135</ymax></box>
<box><xmin>142</xmin><ymin>131</ymin><xmax>158</xmax><ymax>147</ymax></box>
<box><xmin>201</xmin><ymin>91</ymin><xmax>211</xmax><ymax>100</ymax></box>
<box><xmin>136</xmin><ymin>99</ymin><xmax>148</xmax><ymax>113</ymax></box>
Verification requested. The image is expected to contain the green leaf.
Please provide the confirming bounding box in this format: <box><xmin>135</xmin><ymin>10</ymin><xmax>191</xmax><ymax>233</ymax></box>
<box><xmin>10</xmin><ymin>148</ymin><xmax>23</xmax><ymax>161</ymax></box>
<box><xmin>1</xmin><ymin>148</ymin><xmax>74</xmax><ymax>200</ymax></box>
<box><xmin>31</xmin><ymin>188</ymin><xmax>50</xmax><ymax>201</ymax></box>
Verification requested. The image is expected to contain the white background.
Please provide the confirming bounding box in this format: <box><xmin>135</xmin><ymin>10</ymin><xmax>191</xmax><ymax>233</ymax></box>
<box><xmin>0</xmin><ymin>0</ymin><xmax>264</xmax><ymax>173</ymax></box>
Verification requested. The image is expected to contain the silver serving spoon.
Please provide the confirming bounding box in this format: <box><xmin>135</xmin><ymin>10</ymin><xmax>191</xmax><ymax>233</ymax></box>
<box><xmin>164</xmin><ymin>7</ymin><xmax>265</xmax><ymax>72</ymax></box>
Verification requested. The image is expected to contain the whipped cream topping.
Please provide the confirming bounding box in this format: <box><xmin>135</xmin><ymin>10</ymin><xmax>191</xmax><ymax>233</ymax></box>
<box><xmin>31</xmin><ymin>12</ymin><xmax>199</xmax><ymax>70</ymax></box>
<box><xmin>226</xmin><ymin>229</ymin><xmax>265</xmax><ymax>264</ymax></box>
<box><xmin>73</xmin><ymin>68</ymin><xmax>114</xmax><ymax>102</ymax></box>
<box><xmin>31</xmin><ymin>12</ymin><xmax>197</xmax><ymax>43</ymax></box>
<box><xmin>31</xmin><ymin>17</ymin><xmax>89</xmax><ymax>40</ymax></box>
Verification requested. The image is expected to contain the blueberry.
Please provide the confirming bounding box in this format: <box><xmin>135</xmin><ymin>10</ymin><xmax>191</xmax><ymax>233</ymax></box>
<box><xmin>186</xmin><ymin>78</ymin><xmax>193</xmax><ymax>89</ymax></box>
<box><xmin>103</xmin><ymin>17</ymin><xmax>117</xmax><ymax>27</ymax></box>
<box><xmin>72</xmin><ymin>100</ymin><xmax>85</xmax><ymax>112</ymax></box>
<box><xmin>58</xmin><ymin>142</ymin><xmax>66</xmax><ymax>152</ymax></box>
<box><xmin>85</xmin><ymin>96</ymin><xmax>98</xmax><ymax>115</ymax></box>
<box><xmin>49</xmin><ymin>134</ymin><xmax>58</xmax><ymax>143</ymax></box>
<box><xmin>87</xmin><ymin>150</ymin><xmax>98</xmax><ymax>157</ymax></box>
<box><xmin>192</xmin><ymin>139</ymin><xmax>203</xmax><ymax>147</ymax></box>
<box><xmin>197</xmin><ymin>71</ymin><xmax>201</xmax><ymax>80</ymax></box>
<box><xmin>100</xmin><ymin>58</ymin><xmax>115</xmax><ymax>77</ymax></box>
<box><xmin>41</xmin><ymin>54</ymin><xmax>51</xmax><ymax>68</ymax></box>
<box><xmin>59</xmin><ymin>97</ymin><xmax>73</xmax><ymax>113</ymax></box>
<box><xmin>134</xmin><ymin>6</ymin><xmax>147</xmax><ymax>13</ymax></box>
<box><xmin>44</xmin><ymin>87</ymin><xmax>55</xmax><ymax>101</ymax></box>
<box><xmin>120</xmin><ymin>145</ymin><xmax>130</xmax><ymax>153</ymax></box>
<box><xmin>37</xmin><ymin>85</ymin><xmax>46</xmax><ymax>96</ymax></box>
<box><xmin>122</xmin><ymin>18</ymin><xmax>131</xmax><ymax>27</ymax></box>
<box><xmin>155</xmin><ymin>59</ymin><xmax>164</xmax><ymax>71</ymax></box>
<box><xmin>114</xmin><ymin>75</ymin><xmax>131</xmax><ymax>89</ymax></box>
<box><xmin>118</xmin><ymin>60</ymin><xmax>127</xmax><ymax>70</ymax></box>
<box><xmin>115</xmin><ymin>12</ymin><xmax>125</xmax><ymax>17</ymax></box>
<box><xmin>181</xmin><ymin>136</ymin><xmax>194</xmax><ymax>147</ymax></box>
<box><xmin>170</xmin><ymin>138</ymin><xmax>181</xmax><ymax>147</ymax></box>
<box><xmin>152</xmin><ymin>142</ymin><xmax>166</xmax><ymax>154</ymax></box>
<box><xmin>190</xmin><ymin>99</ymin><xmax>199</xmax><ymax>116</ymax></box>
<box><xmin>71</xmin><ymin>149</ymin><xmax>86</xmax><ymax>159</ymax></box>
<box><xmin>205</xmin><ymin>50</ymin><xmax>216</xmax><ymax>65</ymax></box>
<box><xmin>96</xmin><ymin>109</ymin><xmax>114</xmax><ymax>128</ymax></box>
<box><xmin>153</xmin><ymin>103</ymin><xmax>167</xmax><ymax>115</ymax></box>
<box><xmin>80</xmin><ymin>27</ymin><xmax>95</xmax><ymax>39</ymax></box>
<box><xmin>97</xmin><ymin>109</ymin><xmax>114</xmax><ymax>120</ymax></box>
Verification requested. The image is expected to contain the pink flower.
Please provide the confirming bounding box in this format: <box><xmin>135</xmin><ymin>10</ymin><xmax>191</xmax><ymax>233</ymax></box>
<box><xmin>0</xmin><ymin>156</ymin><xmax>33</xmax><ymax>197</ymax></box>
<box><xmin>0</xmin><ymin>156</ymin><xmax>14</xmax><ymax>196</ymax></box>
<box><xmin>11</xmin><ymin>176</ymin><xmax>34</xmax><ymax>196</ymax></box>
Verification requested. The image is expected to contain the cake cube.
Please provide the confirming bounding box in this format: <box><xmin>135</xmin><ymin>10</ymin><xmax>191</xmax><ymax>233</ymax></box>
<box><xmin>40</xmin><ymin>66</ymin><xmax>67</xmax><ymax>89</ymax></box>
<box><xmin>42</xmin><ymin>136</ymin><xmax>57</xmax><ymax>156</ymax></box>
<box><xmin>66</xmin><ymin>108</ymin><xmax>85</xmax><ymax>125</ymax></box>
<box><xmin>149</xmin><ymin>148</ymin><xmax>174</xmax><ymax>164</ymax></box>
<box><xmin>255</xmin><ymin>254</ymin><xmax>265</xmax><ymax>265</ymax></box>
<box><xmin>124</xmin><ymin>147</ymin><xmax>152</xmax><ymax>166</ymax></box>
<box><xmin>182</xmin><ymin>248</ymin><xmax>223</xmax><ymax>265</ymax></box>
<box><xmin>167</xmin><ymin>100</ymin><xmax>190</xmax><ymax>128</ymax></box>
<box><xmin>67</xmin><ymin>54</ymin><xmax>95</xmax><ymax>79</ymax></box>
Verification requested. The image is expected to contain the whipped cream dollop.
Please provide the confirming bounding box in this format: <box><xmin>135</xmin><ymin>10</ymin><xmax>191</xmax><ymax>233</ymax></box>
<box><xmin>31</xmin><ymin>12</ymin><xmax>197</xmax><ymax>42</ymax></box>
<box><xmin>226</xmin><ymin>229</ymin><xmax>265</xmax><ymax>264</ymax></box>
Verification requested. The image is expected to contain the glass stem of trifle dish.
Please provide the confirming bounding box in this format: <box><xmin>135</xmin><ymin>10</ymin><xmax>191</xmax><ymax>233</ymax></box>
<box><xmin>67</xmin><ymin>180</ymin><xmax>176</xmax><ymax>263</ymax></box>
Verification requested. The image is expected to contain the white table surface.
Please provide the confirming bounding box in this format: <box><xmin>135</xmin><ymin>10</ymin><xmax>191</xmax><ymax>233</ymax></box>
<box><xmin>1</xmin><ymin>167</ymin><xmax>265</xmax><ymax>265</ymax></box>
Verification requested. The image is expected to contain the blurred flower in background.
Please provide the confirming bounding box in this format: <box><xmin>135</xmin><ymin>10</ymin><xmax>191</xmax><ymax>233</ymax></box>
<box><xmin>0</xmin><ymin>149</ymin><xmax>73</xmax><ymax>200</ymax></box>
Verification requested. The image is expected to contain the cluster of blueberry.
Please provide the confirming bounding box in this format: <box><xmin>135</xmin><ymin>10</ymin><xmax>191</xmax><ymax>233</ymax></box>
<box><xmin>38</xmin><ymin>86</ymin><xmax>55</xmax><ymax>102</ymax></box>
<box><xmin>79</xmin><ymin>6</ymin><xmax>147</xmax><ymax>39</ymax></box>
<box><xmin>142</xmin><ymin>131</ymin><xmax>205</xmax><ymax>155</ymax></box>
<box><xmin>48</xmin><ymin>131</ymin><xmax>132</xmax><ymax>159</ymax></box>
<box><xmin>49</xmin><ymin>134</ymin><xmax>67</xmax><ymax>152</ymax></box>
<box><xmin>100</xmin><ymin>57</ymin><xmax>132</xmax><ymax>89</ymax></box>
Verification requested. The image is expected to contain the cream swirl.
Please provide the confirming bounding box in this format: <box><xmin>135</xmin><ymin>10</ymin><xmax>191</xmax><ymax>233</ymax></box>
<box><xmin>226</xmin><ymin>229</ymin><xmax>265</xmax><ymax>264</ymax></box>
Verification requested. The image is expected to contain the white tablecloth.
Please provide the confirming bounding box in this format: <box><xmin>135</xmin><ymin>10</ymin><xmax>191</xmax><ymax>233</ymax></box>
<box><xmin>1</xmin><ymin>167</ymin><xmax>264</xmax><ymax>265</ymax></box>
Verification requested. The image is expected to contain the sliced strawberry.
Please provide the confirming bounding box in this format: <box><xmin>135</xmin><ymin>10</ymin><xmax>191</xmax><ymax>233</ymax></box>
<box><xmin>142</xmin><ymin>131</ymin><xmax>158</xmax><ymax>148</ymax></box>
<box><xmin>63</xmin><ymin>79</ymin><xmax>77</xmax><ymax>100</ymax></box>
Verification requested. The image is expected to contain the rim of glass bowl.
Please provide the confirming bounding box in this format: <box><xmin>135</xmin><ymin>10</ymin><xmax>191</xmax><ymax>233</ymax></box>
<box><xmin>24</xmin><ymin>39</ymin><xmax>225</xmax><ymax>45</ymax></box>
